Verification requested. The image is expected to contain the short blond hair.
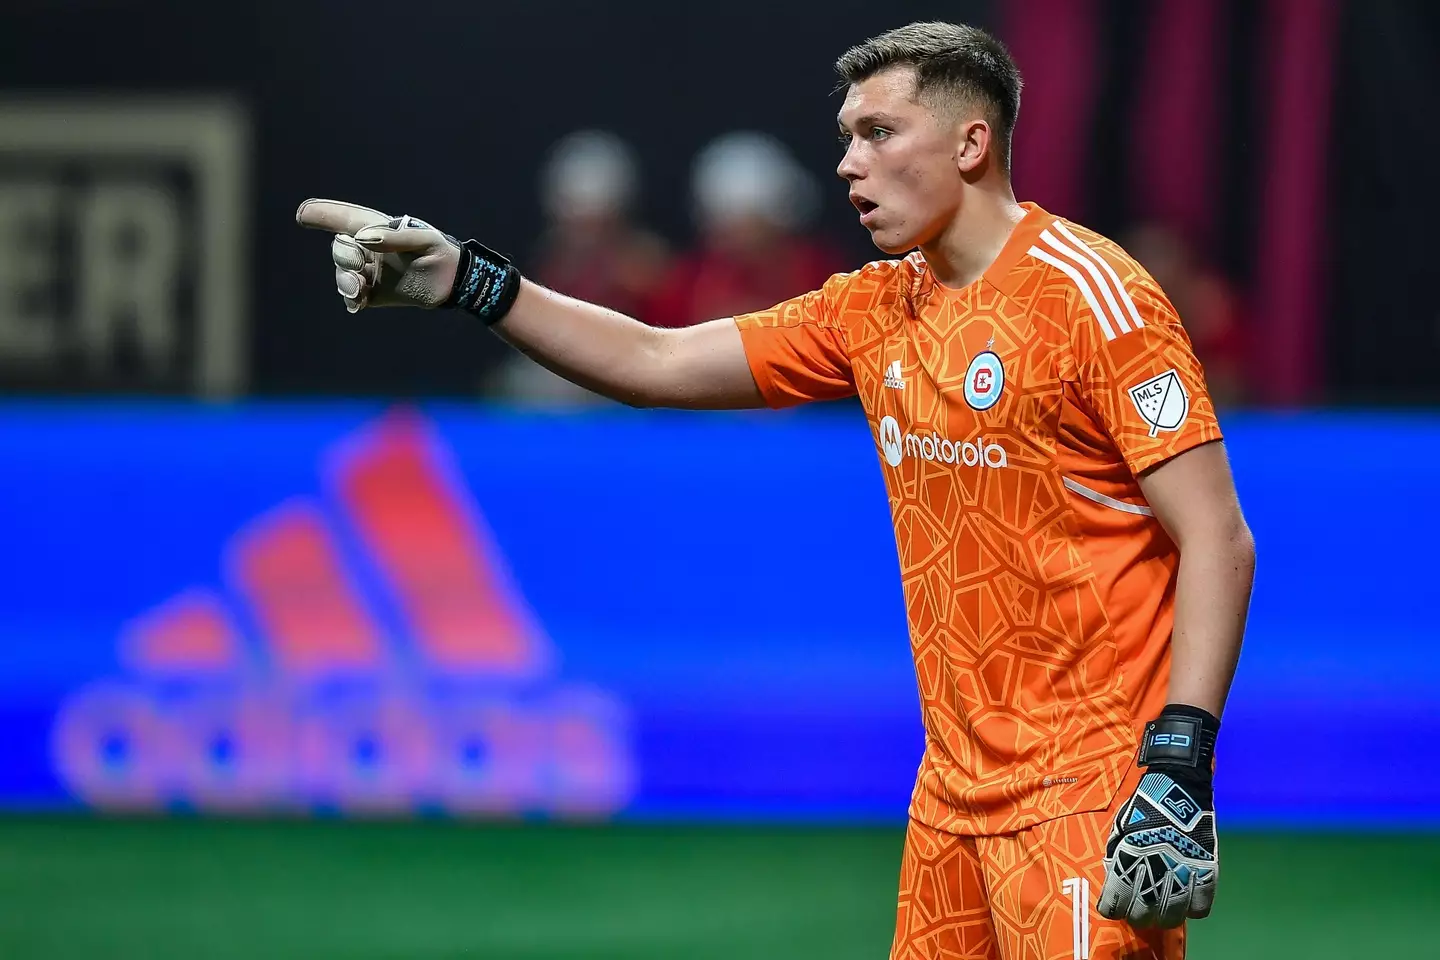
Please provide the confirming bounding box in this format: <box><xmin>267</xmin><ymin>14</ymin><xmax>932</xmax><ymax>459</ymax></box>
<box><xmin>835</xmin><ymin>22</ymin><xmax>1023</xmax><ymax>172</ymax></box>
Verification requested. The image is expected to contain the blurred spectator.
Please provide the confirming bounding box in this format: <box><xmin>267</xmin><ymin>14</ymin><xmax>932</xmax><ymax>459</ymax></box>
<box><xmin>530</xmin><ymin>130</ymin><xmax>671</xmax><ymax>319</ymax></box>
<box><xmin>647</xmin><ymin>132</ymin><xmax>844</xmax><ymax>328</ymax></box>
<box><xmin>1123</xmin><ymin>222</ymin><xmax>1248</xmax><ymax>408</ymax></box>
<box><xmin>495</xmin><ymin>130</ymin><xmax>670</xmax><ymax>406</ymax></box>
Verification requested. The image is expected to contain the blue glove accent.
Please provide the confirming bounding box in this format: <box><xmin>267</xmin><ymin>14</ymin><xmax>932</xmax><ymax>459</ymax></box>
<box><xmin>1097</xmin><ymin>706</ymin><xmax>1221</xmax><ymax>929</ymax></box>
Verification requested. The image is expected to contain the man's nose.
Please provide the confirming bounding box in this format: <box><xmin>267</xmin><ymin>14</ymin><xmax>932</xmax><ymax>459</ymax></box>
<box><xmin>836</xmin><ymin>143</ymin><xmax>863</xmax><ymax>181</ymax></box>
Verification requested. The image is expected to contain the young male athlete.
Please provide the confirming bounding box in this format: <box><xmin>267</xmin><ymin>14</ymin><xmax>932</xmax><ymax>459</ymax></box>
<box><xmin>296</xmin><ymin>21</ymin><xmax>1255</xmax><ymax>960</ymax></box>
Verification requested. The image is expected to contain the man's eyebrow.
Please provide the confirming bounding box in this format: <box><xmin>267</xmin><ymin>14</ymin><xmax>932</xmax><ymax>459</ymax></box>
<box><xmin>837</xmin><ymin>112</ymin><xmax>903</xmax><ymax>131</ymax></box>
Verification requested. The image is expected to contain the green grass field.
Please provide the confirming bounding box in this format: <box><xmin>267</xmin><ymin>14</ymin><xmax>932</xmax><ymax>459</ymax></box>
<box><xmin>0</xmin><ymin>818</ymin><xmax>1434</xmax><ymax>959</ymax></box>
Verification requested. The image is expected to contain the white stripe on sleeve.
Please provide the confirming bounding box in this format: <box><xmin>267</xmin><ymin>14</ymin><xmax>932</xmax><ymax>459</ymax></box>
<box><xmin>1039</xmin><ymin>229</ymin><xmax>1132</xmax><ymax>334</ymax></box>
<box><xmin>1051</xmin><ymin>220</ymin><xmax>1146</xmax><ymax>331</ymax></box>
<box><xmin>1028</xmin><ymin>244</ymin><xmax>1118</xmax><ymax>341</ymax></box>
<box><xmin>1062</xmin><ymin>477</ymin><xmax>1156</xmax><ymax>516</ymax></box>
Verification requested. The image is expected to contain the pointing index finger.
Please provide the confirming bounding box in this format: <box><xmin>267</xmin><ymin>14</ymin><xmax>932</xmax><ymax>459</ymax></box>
<box><xmin>295</xmin><ymin>198</ymin><xmax>391</xmax><ymax>235</ymax></box>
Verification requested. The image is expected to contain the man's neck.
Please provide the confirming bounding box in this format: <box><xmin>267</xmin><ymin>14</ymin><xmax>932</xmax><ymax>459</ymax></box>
<box><xmin>920</xmin><ymin>185</ymin><xmax>1027</xmax><ymax>289</ymax></box>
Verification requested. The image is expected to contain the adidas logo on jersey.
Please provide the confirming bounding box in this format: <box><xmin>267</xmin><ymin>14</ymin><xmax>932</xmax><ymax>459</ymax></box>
<box><xmin>883</xmin><ymin>360</ymin><xmax>905</xmax><ymax>390</ymax></box>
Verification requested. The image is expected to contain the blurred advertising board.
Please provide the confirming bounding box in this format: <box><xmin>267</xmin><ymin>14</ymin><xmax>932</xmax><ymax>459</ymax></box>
<box><xmin>0</xmin><ymin>404</ymin><xmax>1435</xmax><ymax>825</ymax></box>
<box><xmin>0</xmin><ymin>99</ymin><xmax>248</xmax><ymax>396</ymax></box>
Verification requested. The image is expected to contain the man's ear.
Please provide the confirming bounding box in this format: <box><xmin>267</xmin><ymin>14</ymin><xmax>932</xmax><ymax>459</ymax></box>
<box><xmin>955</xmin><ymin>118</ymin><xmax>993</xmax><ymax>175</ymax></box>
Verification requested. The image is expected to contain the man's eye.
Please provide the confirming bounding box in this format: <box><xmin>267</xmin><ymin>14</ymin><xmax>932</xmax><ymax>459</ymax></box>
<box><xmin>837</xmin><ymin>133</ymin><xmax>853</xmax><ymax>147</ymax></box>
<box><xmin>871</xmin><ymin>128</ymin><xmax>891</xmax><ymax>141</ymax></box>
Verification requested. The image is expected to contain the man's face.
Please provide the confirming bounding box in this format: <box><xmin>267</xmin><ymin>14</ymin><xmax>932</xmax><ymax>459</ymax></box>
<box><xmin>836</xmin><ymin>66</ymin><xmax>966</xmax><ymax>255</ymax></box>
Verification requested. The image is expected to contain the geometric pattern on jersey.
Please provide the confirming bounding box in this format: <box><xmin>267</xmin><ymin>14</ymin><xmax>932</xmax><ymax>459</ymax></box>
<box><xmin>736</xmin><ymin>204</ymin><xmax>1223</xmax><ymax>836</ymax></box>
<box><xmin>892</xmin><ymin>804</ymin><xmax>1186</xmax><ymax>959</ymax></box>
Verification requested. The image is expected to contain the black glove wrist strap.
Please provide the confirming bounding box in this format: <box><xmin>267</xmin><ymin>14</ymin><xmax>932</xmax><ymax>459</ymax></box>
<box><xmin>441</xmin><ymin>238</ymin><xmax>522</xmax><ymax>325</ymax></box>
<box><xmin>1138</xmin><ymin>703</ymin><xmax>1220</xmax><ymax>773</ymax></box>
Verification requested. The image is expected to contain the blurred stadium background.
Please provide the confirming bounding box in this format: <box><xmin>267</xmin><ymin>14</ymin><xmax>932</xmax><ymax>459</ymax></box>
<box><xmin>1</xmin><ymin>0</ymin><xmax>1436</xmax><ymax>957</ymax></box>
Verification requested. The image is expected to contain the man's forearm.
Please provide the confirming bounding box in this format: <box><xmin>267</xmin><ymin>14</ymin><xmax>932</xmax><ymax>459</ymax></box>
<box><xmin>492</xmin><ymin>280</ymin><xmax>668</xmax><ymax>406</ymax></box>
<box><xmin>492</xmin><ymin>280</ymin><xmax>764</xmax><ymax>410</ymax></box>
<box><xmin>1165</xmin><ymin>518</ymin><xmax>1256</xmax><ymax>717</ymax></box>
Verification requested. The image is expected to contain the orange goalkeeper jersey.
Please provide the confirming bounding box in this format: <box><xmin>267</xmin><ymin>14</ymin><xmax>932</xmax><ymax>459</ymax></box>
<box><xmin>735</xmin><ymin>203</ymin><xmax>1222</xmax><ymax>836</ymax></box>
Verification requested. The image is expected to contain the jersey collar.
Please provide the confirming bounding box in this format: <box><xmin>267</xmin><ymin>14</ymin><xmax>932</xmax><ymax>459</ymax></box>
<box><xmin>981</xmin><ymin>201</ymin><xmax>1053</xmax><ymax>289</ymax></box>
<box><xmin>918</xmin><ymin>201</ymin><xmax>1054</xmax><ymax>301</ymax></box>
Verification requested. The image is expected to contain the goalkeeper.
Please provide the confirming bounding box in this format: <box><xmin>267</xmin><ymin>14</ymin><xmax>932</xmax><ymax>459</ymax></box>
<box><xmin>297</xmin><ymin>21</ymin><xmax>1253</xmax><ymax>960</ymax></box>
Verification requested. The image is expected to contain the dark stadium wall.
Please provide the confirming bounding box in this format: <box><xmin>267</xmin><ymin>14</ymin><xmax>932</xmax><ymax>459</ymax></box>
<box><xmin>0</xmin><ymin>0</ymin><xmax>990</xmax><ymax>396</ymax></box>
<box><xmin>1</xmin><ymin>0</ymin><xmax>1428</xmax><ymax>403</ymax></box>
<box><xmin>1325</xmin><ymin>0</ymin><xmax>1440</xmax><ymax>405</ymax></box>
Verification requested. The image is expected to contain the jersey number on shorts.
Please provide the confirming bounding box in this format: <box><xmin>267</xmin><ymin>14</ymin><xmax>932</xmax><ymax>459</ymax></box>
<box><xmin>1061</xmin><ymin>876</ymin><xmax>1092</xmax><ymax>960</ymax></box>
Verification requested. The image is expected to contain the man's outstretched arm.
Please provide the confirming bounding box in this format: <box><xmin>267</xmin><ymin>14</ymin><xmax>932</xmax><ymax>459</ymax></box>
<box><xmin>294</xmin><ymin>198</ymin><xmax>763</xmax><ymax>410</ymax></box>
<box><xmin>498</xmin><ymin>283</ymin><xmax>763</xmax><ymax>409</ymax></box>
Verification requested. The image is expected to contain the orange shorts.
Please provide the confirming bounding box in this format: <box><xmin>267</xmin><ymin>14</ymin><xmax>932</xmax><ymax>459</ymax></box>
<box><xmin>890</xmin><ymin>774</ymin><xmax>1186</xmax><ymax>960</ymax></box>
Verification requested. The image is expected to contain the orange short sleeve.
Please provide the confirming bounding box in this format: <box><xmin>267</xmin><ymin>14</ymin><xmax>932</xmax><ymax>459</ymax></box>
<box><xmin>734</xmin><ymin>274</ymin><xmax>856</xmax><ymax>408</ymax></box>
<box><xmin>1070</xmin><ymin>263</ymin><xmax>1223</xmax><ymax>475</ymax></box>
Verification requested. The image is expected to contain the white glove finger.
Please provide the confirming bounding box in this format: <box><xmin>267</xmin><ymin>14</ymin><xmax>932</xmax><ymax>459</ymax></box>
<box><xmin>296</xmin><ymin>198</ymin><xmax>391</xmax><ymax>235</ymax></box>
<box><xmin>331</xmin><ymin>235</ymin><xmax>373</xmax><ymax>272</ymax></box>
<box><xmin>1096</xmin><ymin>871</ymin><xmax>1131</xmax><ymax>921</ymax></box>
<box><xmin>335</xmin><ymin>266</ymin><xmax>363</xmax><ymax>300</ymax></box>
<box><xmin>335</xmin><ymin>267</ymin><xmax>369</xmax><ymax>312</ymax></box>
<box><xmin>334</xmin><ymin>236</ymin><xmax>382</xmax><ymax>285</ymax></box>
<box><xmin>1154</xmin><ymin>889</ymin><xmax>1188</xmax><ymax>929</ymax></box>
<box><xmin>1187</xmin><ymin>874</ymin><xmax>1217</xmax><ymax>919</ymax></box>
<box><xmin>353</xmin><ymin>219</ymin><xmax>442</xmax><ymax>253</ymax></box>
<box><xmin>1126</xmin><ymin>893</ymin><xmax>1156</xmax><ymax>928</ymax></box>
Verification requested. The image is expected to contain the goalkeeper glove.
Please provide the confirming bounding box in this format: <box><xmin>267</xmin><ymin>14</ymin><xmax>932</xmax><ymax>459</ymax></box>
<box><xmin>1097</xmin><ymin>703</ymin><xmax>1220</xmax><ymax>929</ymax></box>
<box><xmin>294</xmin><ymin>199</ymin><xmax>521</xmax><ymax>323</ymax></box>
